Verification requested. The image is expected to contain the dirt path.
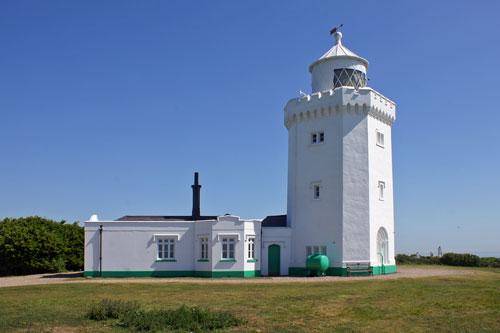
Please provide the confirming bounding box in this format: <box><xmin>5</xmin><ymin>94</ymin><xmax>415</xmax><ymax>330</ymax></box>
<box><xmin>0</xmin><ymin>267</ymin><xmax>474</xmax><ymax>288</ymax></box>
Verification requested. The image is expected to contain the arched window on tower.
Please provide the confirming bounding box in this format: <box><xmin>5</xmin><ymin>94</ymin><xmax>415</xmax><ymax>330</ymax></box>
<box><xmin>376</xmin><ymin>227</ymin><xmax>389</xmax><ymax>264</ymax></box>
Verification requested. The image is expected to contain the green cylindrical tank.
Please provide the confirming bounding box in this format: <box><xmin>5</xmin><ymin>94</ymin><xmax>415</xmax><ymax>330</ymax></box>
<box><xmin>306</xmin><ymin>254</ymin><xmax>329</xmax><ymax>275</ymax></box>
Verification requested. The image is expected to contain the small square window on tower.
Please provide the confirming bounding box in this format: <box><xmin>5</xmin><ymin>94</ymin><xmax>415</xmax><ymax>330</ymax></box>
<box><xmin>311</xmin><ymin>133</ymin><xmax>317</xmax><ymax>144</ymax></box>
<box><xmin>313</xmin><ymin>184</ymin><xmax>320</xmax><ymax>199</ymax></box>
<box><xmin>376</xmin><ymin>130</ymin><xmax>385</xmax><ymax>148</ymax></box>
<box><xmin>378</xmin><ymin>181</ymin><xmax>385</xmax><ymax>201</ymax></box>
<box><xmin>319</xmin><ymin>131</ymin><xmax>325</xmax><ymax>142</ymax></box>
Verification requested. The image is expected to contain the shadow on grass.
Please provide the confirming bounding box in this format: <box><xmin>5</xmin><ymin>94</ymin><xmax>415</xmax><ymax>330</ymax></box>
<box><xmin>41</xmin><ymin>272</ymin><xmax>84</xmax><ymax>279</ymax></box>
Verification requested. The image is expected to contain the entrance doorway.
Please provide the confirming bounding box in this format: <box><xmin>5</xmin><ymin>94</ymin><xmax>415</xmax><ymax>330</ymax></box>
<box><xmin>268</xmin><ymin>244</ymin><xmax>281</xmax><ymax>276</ymax></box>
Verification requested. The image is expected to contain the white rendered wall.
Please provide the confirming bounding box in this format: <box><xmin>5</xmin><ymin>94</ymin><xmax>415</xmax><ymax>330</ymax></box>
<box><xmin>287</xmin><ymin>106</ymin><xmax>344</xmax><ymax>268</ymax></box>
<box><xmin>84</xmin><ymin>215</ymin><xmax>261</xmax><ymax>274</ymax></box>
<box><xmin>84</xmin><ymin>222</ymin><xmax>196</xmax><ymax>272</ymax></box>
<box><xmin>284</xmin><ymin>87</ymin><xmax>396</xmax><ymax>269</ymax></box>
<box><xmin>261</xmin><ymin>227</ymin><xmax>292</xmax><ymax>275</ymax></box>
<box><xmin>367</xmin><ymin>117</ymin><xmax>396</xmax><ymax>266</ymax></box>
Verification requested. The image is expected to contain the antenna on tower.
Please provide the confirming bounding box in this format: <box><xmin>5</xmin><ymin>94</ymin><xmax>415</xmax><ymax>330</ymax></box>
<box><xmin>329</xmin><ymin>24</ymin><xmax>343</xmax><ymax>35</ymax></box>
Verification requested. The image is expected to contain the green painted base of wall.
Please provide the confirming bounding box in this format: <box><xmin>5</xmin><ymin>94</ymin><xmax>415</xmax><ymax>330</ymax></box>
<box><xmin>84</xmin><ymin>270</ymin><xmax>261</xmax><ymax>278</ymax></box>
<box><xmin>288</xmin><ymin>265</ymin><xmax>397</xmax><ymax>277</ymax></box>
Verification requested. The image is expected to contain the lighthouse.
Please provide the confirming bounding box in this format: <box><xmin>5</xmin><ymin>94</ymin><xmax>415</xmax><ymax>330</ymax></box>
<box><xmin>284</xmin><ymin>31</ymin><xmax>397</xmax><ymax>275</ymax></box>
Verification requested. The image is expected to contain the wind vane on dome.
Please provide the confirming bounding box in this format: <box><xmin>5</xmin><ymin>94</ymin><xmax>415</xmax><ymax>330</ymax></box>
<box><xmin>329</xmin><ymin>24</ymin><xmax>343</xmax><ymax>35</ymax></box>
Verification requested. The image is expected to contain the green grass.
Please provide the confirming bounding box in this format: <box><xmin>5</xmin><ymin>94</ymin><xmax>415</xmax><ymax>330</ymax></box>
<box><xmin>0</xmin><ymin>266</ymin><xmax>499</xmax><ymax>332</ymax></box>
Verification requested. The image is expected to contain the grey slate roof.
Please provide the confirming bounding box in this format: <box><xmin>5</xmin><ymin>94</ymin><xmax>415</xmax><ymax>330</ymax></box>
<box><xmin>116</xmin><ymin>216</ymin><xmax>217</xmax><ymax>222</ymax></box>
<box><xmin>262</xmin><ymin>215</ymin><xmax>287</xmax><ymax>227</ymax></box>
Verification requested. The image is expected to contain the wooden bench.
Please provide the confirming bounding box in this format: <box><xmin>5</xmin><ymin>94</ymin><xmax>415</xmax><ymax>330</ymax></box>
<box><xmin>346</xmin><ymin>264</ymin><xmax>373</xmax><ymax>277</ymax></box>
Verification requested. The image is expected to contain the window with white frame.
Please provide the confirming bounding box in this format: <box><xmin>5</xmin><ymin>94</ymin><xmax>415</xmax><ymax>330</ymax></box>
<box><xmin>306</xmin><ymin>245</ymin><xmax>327</xmax><ymax>257</ymax></box>
<box><xmin>376</xmin><ymin>130</ymin><xmax>385</xmax><ymax>148</ymax></box>
<box><xmin>311</xmin><ymin>131</ymin><xmax>325</xmax><ymax>144</ymax></box>
<box><xmin>378</xmin><ymin>181</ymin><xmax>385</xmax><ymax>200</ymax></box>
<box><xmin>200</xmin><ymin>237</ymin><xmax>208</xmax><ymax>259</ymax></box>
<box><xmin>157</xmin><ymin>238</ymin><xmax>175</xmax><ymax>259</ymax></box>
<box><xmin>248</xmin><ymin>237</ymin><xmax>255</xmax><ymax>259</ymax></box>
<box><xmin>221</xmin><ymin>237</ymin><xmax>235</xmax><ymax>259</ymax></box>
<box><xmin>313</xmin><ymin>184</ymin><xmax>320</xmax><ymax>199</ymax></box>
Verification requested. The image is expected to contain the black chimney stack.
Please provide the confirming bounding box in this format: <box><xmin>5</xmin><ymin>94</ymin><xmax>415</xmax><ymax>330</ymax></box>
<box><xmin>191</xmin><ymin>172</ymin><xmax>201</xmax><ymax>219</ymax></box>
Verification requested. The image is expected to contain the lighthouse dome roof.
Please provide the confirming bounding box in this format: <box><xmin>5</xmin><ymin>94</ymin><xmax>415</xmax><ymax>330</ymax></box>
<box><xmin>309</xmin><ymin>31</ymin><xmax>370</xmax><ymax>93</ymax></box>
<box><xmin>308</xmin><ymin>32</ymin><xmax>369</xmax><ymax>73</ymax></box>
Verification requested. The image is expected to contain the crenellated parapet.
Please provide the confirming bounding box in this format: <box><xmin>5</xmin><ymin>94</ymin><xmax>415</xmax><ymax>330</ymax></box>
<box><xmin>284</xmin><ymin>87</ymin><xmax>396</xmax><ymax>129</ymax></box>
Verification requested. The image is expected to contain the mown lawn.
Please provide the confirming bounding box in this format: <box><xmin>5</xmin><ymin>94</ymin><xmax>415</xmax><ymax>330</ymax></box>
<box><xmin>0</xmin><ymin>266</ymin><xmax>499</xmax><ymax>332</ymax></box>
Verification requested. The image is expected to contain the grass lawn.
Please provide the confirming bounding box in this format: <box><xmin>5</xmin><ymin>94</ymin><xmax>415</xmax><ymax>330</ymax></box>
<box><xmin>0</xmin><ymin>266</ymin><xmax>499</xmax><ymax>332</ymax></box>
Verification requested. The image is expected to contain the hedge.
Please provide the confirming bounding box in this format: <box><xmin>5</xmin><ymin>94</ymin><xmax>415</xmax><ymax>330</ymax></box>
<box><xmin>0</xmin><ymin>216</ymin><xmax>84</xmax><ymax>276</ymax></box>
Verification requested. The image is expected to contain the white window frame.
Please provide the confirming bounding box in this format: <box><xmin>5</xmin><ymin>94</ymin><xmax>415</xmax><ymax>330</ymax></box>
<box><xmin>313</xmin><ymin>183</ymin><xmax>321</xmax><ymax>200</ymax></box>
<box><xmin>318</xmin><ymin>131</ymin><xmax>325</xmax><ymax>143</ymax></box>
<box><xmin>378</xmin><ymin>181</ymin><xmax>385</xmax><ymax>201</ymax></box>
<box><xmin>221</xmin><ymin>237</ymin><xmax>236</xmax><ymax>259</ymax></box>
<box><xmin>247</xmin><ymin>237</ymin><xmax>255</xmax><ymax>259</ymax></box>
<box><xmin>376</xmin><ymin>130</ymin><xmax>385</xmax><ymax>148</ymax></box>
<box><xmin>200</xmin><ymin>237</ymin><xmax>208</xmax><ymax>260</ymax></box>
<box><xmin>306</xmin><ymin>245</ymin><xmax>327</xmax><ymax>257</ymax></box>
<box><xmin>157</xmin><ymin>238</ymin><xmax>175</xmax><ymax>260</ymax></box>
<box><xmin>311</xmin><ymin>131</ymin><xmax>325</xmax><ymax>145</ymax></box>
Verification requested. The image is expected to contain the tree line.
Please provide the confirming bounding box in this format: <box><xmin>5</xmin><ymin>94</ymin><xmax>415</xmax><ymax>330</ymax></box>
<box><xmin>0</xmin><ymin>216</ymin><xmax>84</xmax><ymax>276</ymax></box>
<box><xmin>396</xmin><ymin>253</ymin><xmax>500</xmax><ymax>268</ymax></box>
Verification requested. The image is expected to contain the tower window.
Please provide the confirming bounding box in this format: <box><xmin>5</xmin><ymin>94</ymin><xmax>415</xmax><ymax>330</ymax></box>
<box><xmin>313</xmin><ymin>184</ymin><xmax>320</xmax><ymax>199</ymax></box>
<box><xmin>376</xmin><ymin>130</ymin><xmax>385</xmax><ymax>148</ymax></box>
<box><xmin>311</xmin><ymin>131</ymin><xmax>324</xmax><ymax>144</ymax></box>
<box><xmin>378</xmin><ymin>181</ymin><xmax>385</xmax><ymax>201</ymax></box>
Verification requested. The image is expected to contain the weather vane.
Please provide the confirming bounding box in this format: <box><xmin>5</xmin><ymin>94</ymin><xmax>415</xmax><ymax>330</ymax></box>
<box><xmin>330</xmin><ymin>24</ymin><xmax>343</xmax><ymax>35</ymax></box>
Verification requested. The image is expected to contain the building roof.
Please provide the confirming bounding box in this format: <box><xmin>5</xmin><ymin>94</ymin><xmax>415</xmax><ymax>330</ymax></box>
<box><xmin>262</xmin><ymin>215</ymin><xmax>287</xmax><ymax>227</ymax></box>
<box><xmin>116</xmin><ymin>215</ymin><xmax>217</xmax><ymax>222</ymax></box>
<box><xmin>309</xmin><ymin>31</ymin><xmax>369</xmax><ymax>72</ymax></box>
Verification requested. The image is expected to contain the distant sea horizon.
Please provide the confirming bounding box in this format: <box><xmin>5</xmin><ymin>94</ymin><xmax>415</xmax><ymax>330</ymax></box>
<box><xmin>471</xmin><ymin>251</ymin><xmax>500</xmax><ymax>258</ymax></box>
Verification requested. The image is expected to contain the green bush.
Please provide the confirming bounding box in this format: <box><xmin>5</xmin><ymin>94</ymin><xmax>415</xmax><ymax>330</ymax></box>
<box><xmin>86</xmin><ymin>299</ymin><xmax>140</xmax><ymax>321</ymax></box>
<box><xmin>86</xmin><ymin>300</ymin><xmax>246</xmax><ymax>331</ymax></box>
<box><xmin>0</xmin><ymin>216</ymin><xmax>84</xmax><ymax>276</ymax></box>
<box><xmin>479</xmin><ymin>257</ymin><xmax>500</xmax><ymax>268</ymax></box>
<box><xmin>441</xmin><ymin>253</ymin><xmax>480</xmax><ymax>267</ymax></box>
<box><xmin>395</xmin><ymin>254</ymin><xmax>440</xmax><ymax>265</ymax></box>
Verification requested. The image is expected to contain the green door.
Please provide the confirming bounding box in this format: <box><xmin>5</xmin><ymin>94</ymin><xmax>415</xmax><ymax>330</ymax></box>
<box><xmin>268</xmin><ymin>244</ymin><xmax>281</xmax><ymax>276</ymax></box>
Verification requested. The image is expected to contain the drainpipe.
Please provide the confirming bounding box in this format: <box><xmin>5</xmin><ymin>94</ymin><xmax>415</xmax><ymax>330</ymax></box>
<box><xmin>99</xmin><ymin>225</ymin><xmax>103</xmax><ymax>277</ymax></box>
<box><xmin>377</xmin><ymin>252</ymin><xmax>384</xmax><ymax>275</ymax></box>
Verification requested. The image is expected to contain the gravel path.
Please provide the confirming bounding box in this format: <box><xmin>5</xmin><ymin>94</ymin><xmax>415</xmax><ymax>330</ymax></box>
<box><xmin>0</xmin><ymin>267</ymin><xmax>473</xmax><ymax>288</ymax></box>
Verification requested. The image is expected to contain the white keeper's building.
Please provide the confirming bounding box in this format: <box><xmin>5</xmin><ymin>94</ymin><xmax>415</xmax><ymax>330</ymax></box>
<box><xmin>85</xmin><ymin>31</ymin><xmax>397</xmax><ymax>277</ymax></box>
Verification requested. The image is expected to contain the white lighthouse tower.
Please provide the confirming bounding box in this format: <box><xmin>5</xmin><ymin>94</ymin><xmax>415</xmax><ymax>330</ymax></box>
<box><xmin>284</xmin><ymin>31</ymin><xmax>396</xmax><ymax>275</ymax></box>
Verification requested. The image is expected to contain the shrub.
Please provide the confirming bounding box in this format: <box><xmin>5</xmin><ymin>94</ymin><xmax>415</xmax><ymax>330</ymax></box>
<box><xmin>441</xmin><ymin>253</ymin><xmax>480</xmax><ymax>267</ymax></box>
<box><xmin>86</xmin><ymin>299</ymin><xmax>140</xmax><ymax>321</ymax></box>
<box><xmin>395</xmin><ymin>254</ymin><xmax>441</xmax><ymax>265</ymax></box>
<box><xmin>86</xmin><ymin>300</ymin><xmax>246</xmax><ymax>331</ymax></box>
<box><xmin>0</xmin><ymin>216</ymin><xmax>84</xmax><ymax>276</ymax></box>
<box><xmin>479</xmin><ymin>257</ymin><xmax>500</xmax><ymax>268</ymax></box>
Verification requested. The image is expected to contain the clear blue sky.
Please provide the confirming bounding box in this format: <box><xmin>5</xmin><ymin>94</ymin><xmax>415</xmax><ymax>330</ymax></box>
<box><xmin>1</xmin><ymin>1</ymin><xmax>499</xmax><ymax>256</ymax></box>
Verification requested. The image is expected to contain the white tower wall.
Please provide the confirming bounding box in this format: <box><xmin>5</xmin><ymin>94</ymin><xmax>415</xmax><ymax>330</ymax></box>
<box><xmin>284</xmin><ymin>82</ymin><xmax>396</xmax><ymax>275</ymax></box>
